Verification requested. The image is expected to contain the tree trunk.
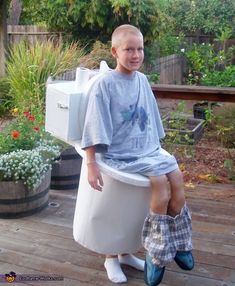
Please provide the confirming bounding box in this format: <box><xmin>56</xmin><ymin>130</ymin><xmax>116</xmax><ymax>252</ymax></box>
<box><xmin>0</xmin><ymin>0</ymin><xmax>8</xmax><ymax>77</ymax></box>
<box><xmin>8</xmin><ymin>0</ymin><xmax>22</xmax><ymax>25</ymax></box>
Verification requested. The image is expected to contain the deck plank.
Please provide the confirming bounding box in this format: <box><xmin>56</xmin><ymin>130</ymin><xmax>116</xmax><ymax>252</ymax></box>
<box><xmin>0</xmin><ymin>186</ymin><xmax>235</xmax><ymax>286</ymax></box>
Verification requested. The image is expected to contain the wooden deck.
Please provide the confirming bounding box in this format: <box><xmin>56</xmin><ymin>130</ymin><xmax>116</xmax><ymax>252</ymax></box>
<box><xmin>0</xmin><ymin>183</ymin><xmax>234</xmax><ymax>286</ymax></box>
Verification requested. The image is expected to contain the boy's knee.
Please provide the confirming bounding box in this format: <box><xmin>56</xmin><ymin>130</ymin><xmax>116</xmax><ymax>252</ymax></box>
<box><xmin>150</xmin><ymin>175</ymin><xmax>168</xmax><ymax>188</ymax></box>
<box><xmin>168</xmin><ymin>169</ymin><xmax>184</xmax><ymax>192</ymax></box>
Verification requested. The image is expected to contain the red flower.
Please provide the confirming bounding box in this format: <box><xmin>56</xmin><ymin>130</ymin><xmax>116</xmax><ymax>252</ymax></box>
<box><xmin>28</xmin><ymin>115</ymin><xmax>35</xmax><ymax>121</ymax></box>
<box><xmin>33</xmin><ymin>126</ymin><xmax>40</xmax><ymax>132</ymax></box>
<box><xmin>23</xmin><ymin>111</ymin><xmax>30</xmax><ymax>117</ymax></box>
<box><xmin>11</xmin><ymin>130</ymin><xmax>20</xmax><ymax>140</ymax></box>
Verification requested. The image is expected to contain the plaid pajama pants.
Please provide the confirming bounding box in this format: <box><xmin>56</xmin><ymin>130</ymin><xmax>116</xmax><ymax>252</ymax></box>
<box><xmin>142</xmin><ymin>204</ymin><xmax>193</xmax><ymax>267</ymax></box>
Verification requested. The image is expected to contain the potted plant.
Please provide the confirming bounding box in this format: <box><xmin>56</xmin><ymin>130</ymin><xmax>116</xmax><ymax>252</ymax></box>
<box><xmin>193</xmin><ymin>101</ymin><xmax>217</xmax><ymax>120</ymax></box>
<box><xmin>0</xmin><ymin>110</ymin><xmax>61</xmax><ymax>218</ymax></box>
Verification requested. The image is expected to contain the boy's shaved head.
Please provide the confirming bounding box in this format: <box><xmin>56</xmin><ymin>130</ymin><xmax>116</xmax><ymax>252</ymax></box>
<box><xmin>111</xmin><ymin>24</ymin><xmax>143</xmax><ymax>48</ymax></box>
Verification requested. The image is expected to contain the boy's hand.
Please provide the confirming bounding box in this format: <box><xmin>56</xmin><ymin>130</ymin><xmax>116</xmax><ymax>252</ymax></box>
<box><xmin>87</xmin><ymin>163</ymin><xmax>104</xmax><ymax>192</ymax></box>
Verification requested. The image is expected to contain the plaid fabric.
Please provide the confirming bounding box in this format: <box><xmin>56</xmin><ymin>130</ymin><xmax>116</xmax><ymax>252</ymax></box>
<box><xmin>142</xmin><ymin>204</ymin><xmax>192</xmax><ymax>267</ymax></box>
<box><xmin>172</xmin><ymin>205</ymin><xmax>193</xmax><ymax>251</ymax></box>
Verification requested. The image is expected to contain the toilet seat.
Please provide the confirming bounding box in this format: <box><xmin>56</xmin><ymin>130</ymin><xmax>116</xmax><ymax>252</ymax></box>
<box><xmin>69</xmin><ymin>140</ymin><xmax>150</xmax><ymax>187</ymax></box>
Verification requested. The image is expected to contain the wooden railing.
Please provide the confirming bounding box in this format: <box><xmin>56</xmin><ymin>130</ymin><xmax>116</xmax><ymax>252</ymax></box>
<box><xmin>152</xmin><ymin>84</ymin><xmax>235</xmax><ymax>102</ymax></box>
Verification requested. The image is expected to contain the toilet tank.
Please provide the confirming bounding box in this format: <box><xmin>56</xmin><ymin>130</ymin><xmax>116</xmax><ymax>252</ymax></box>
<box><xmin>45</xmin><ymin>81</ymin><xmax>88</xmax><ymax>142</ymax></box>
<box><xmin>45</xmin><ymin>61</ymin><xmax>110</xmax><ymax>143</ymax></box>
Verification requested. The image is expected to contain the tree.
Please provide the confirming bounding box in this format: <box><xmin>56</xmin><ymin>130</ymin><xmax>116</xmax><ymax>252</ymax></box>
<box><xmin>19</xmin><ymin>0</ymin><xmax>171</xmax><ymax>45</ymax></box>
<box><xmin>8</xmin><ymin>0</ymin><xmax>22</xmax><ymax>25</ymax></box>
<box><xmin>0</xmin><ymin>0</ymin><xmax>8</xmax><ymax>76</ymax></box>
<box><xmin>168</xmin><ymin>0</ymin><xmax>235</xmax><ymax>37</ymax></box>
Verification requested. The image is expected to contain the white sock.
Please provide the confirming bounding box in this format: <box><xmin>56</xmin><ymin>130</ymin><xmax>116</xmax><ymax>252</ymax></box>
<box><xmin>104</xmin><ymin>257</ymin><xmax>127</xmax><ymax>284</ymax></box>
<box><xmin>118</xmin><ymin>254</ymin><xmax>145</xmax><ymax>271</ymax></box>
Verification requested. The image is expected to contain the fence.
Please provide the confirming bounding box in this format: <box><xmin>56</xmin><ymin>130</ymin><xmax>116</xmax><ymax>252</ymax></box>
<box><xmin>154</xmin><ymin>54</ymin><xmax>186</xmax><ymax>85</ymax></box>
<box><xmin>54</xmin><ymin>54</ymin><xmax>186</xmax><ymax>85</ymax></box>
<box><xmin>7</xmin><ymin>25</ymin><xmax>63</xmax><ymax>46</ymax></box>
<box><xmin>6</xmin><ymin>25</ymin><xmax>186</xmax><ymax>84</ymax></box>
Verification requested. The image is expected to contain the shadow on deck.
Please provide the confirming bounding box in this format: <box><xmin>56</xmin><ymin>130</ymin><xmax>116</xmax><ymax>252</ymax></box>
<box><xmin>0</xmin><ymin>183</ymin><xmax>234</xmax><ymax>286</ymax></box>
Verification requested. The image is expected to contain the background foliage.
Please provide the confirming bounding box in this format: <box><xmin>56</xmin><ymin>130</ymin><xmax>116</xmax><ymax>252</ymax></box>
<box><xmin>6</xmin><ymin>40</ymin><xmax>85</xmax><ymax>113</ymax></box>
<box><xmin>19</xmin><ymin>0</ymin><xmax>235</xmax><ymax>43</ymax></box>
<box><xmin>20</xmin><ymin>0</ymin><xmax>170</xmax><ymax>46</ymax></box>
<box><xmin>167</xmin><ymin>0</ymin><xmax>235</xmax><ymax>36</ymax></box>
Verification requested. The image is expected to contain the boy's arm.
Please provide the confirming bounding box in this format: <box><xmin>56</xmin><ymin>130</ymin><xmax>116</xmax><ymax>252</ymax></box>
<box><xmin>85</xmin><ymin>146</ymin><xmax>104</xmax><ymax>192</ymax></box>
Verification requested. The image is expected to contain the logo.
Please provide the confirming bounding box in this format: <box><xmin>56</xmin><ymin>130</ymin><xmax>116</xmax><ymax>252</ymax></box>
<box><xmin>0</xmin><ymin>272</ymin><xmax>64</xmax><ymax>283</ymax></box>
<box><xmin>5</xmin><ymin>272</ymin><xmax>16</xmax><ymax>283</ymax></box>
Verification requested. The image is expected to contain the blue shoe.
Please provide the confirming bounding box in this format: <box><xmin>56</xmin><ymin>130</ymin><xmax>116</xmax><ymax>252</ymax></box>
<box><xmin>174</xmin><ymin>251</ymin><xmax>194</xmax><ymax>270</ymax></box>
<box><xmin>144</xmin><ymin>253</ymin><xmax>165</xmax><ymax>286</ymax></box>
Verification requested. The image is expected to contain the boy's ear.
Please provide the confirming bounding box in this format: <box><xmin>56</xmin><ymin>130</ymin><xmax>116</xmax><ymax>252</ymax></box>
<box><xmin>111</xmin><ymin>47</ymin><xmax>117</xmax><ymax>58</ymax></box>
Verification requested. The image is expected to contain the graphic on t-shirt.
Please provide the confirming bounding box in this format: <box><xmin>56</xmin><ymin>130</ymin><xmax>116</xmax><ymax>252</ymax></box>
<box><xmin>121</xmin><ymin>105</ymin><xmax>148</xmax><ymax>131</ymax></box>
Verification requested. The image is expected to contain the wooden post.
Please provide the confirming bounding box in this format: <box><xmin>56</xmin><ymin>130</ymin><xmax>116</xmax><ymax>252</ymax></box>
<box><xmin>0</xmin><ymin>0</ymin><xmax>8</xmax><ymax>77</ymax></box>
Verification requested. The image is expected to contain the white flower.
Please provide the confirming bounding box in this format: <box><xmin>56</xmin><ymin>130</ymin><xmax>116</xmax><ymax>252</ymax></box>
<box><xmin>0</xmin><ymin>139</ymin><xmax>61</xmax><ymax>190</ymax></box>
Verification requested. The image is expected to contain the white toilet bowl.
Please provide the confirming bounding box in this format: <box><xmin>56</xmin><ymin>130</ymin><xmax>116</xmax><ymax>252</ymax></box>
<box><xmin>72</xmin><ymin>142</ymin><xmax>150</xmax><ymax>254</ymax></box>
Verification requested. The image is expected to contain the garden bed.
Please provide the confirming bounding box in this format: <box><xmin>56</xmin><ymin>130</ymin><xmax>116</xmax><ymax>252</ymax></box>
<box><xmin>164</xmin><ymin>130</ymin><xmax>235</xmax><ymax>185</ymax></box>
<box><xmin>163</xmin><ymin>115</ymin><xmax>204</xmax><ymax>144</ymax></box>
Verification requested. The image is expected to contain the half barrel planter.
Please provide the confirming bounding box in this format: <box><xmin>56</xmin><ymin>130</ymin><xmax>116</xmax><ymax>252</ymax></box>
<box><xmin>0</xmin><ymin>170</ymin><xmax>51</xmax><ymax>219</ymax></box>
<box><xmin>50</xmin><ymin>146</ymin><xmax>82</xmax><ymax>191</ymax></box>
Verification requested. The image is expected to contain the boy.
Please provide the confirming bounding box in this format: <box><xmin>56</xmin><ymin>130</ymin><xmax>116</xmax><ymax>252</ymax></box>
<box><xmin>81</xmin><ymin>24</ymin><xmax>194</xmax><ymax>285</ymax></box>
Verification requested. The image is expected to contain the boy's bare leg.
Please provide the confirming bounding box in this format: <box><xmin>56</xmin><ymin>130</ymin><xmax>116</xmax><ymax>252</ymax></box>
<box><xmin>166</xmin><ymin>169</ymin><xmax>194</xmax><ymax>271</ymax></box>
<box><xmin>142</xmin><ymin>175</ymin><xmax>171</xmax><ymax>285</ymax></box>
<box><xmin>149</xmin><ymin>175</ymin><xmax>169</xmax><ymax>214</ymax></box>
<box><xmin>166</xmin><ymin>169</ymin><xmax>185</xmax><ymax>217</ymax></box>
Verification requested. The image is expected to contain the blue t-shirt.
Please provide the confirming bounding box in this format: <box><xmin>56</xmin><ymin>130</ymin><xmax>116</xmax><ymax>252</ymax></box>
<box><xmin>81</xmin><ymin>70</ymin><xmax>178</xmax><ymax>176</ymax></box>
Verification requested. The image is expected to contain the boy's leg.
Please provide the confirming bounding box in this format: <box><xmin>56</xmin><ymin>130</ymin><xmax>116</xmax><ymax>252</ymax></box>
<box><xmin>167</xmin><ymin>169</ymin><xmax>194</xmax><ymax>270</ymax></box>
<box><xmin>142</xmin><ymin>175</ymin><xmax>174</xmax><ymax>285</ymax></box>
<box><xmin>142</xmin><ymin>210</ymin><xmax>177</xmax><ymax>267</ymax></box>
<box><xmin>171</xmin><ymin>204</ymin><xmax>194</xmax><ymax>270</ymax></box>
<box><xmin>166</xmin><ymin>169</ymin><xmax>185</xmax><ymax>217</ymax></box>
<box><xmin>149</xmin><ymin>175</ymin><xmax>169</xmax><ymax>214</ymax></box>
<box><xmin>142</xmin><ymin>172</ymin><xmax>194</xmax><ymax>286</ymax></box>
<box><xmin>144</xmin><ymin>175</ymin><xmax>173</xmax><ymax>265</ymax></box>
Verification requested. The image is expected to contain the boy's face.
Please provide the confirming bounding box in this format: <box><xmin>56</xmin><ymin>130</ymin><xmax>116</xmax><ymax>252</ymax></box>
<box><xmin>111</xmin><ymin>34</ymin><xmax>144</xmax><ymax>74</ymax></box>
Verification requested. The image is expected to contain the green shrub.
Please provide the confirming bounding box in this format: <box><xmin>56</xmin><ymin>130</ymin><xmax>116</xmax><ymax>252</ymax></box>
<box><xmin>184</xmin><ymin>42</ymin><xmax>235</xmax><ymax>86</ymax></box>
<box><xmin>184</xmin><ymin>43</ymin><xmax>219</xmax><ymax>84</ymax></box>
<box><xmin>212</xmin><ymin>105</ymin><xmax>235</xmax><ymax>148</ymax></box>
<box><xmin>0</xmin><ymin>77</ymin><xmax>11</xmax><ymax>116</ymax></box>
<box><xmin>201</xmin><ymin>65</ymin><xmax>235</xmax><ymax>87</ymax></box>
<box><xmin>146</xmin><ymin>73</ymin><xmax>160</xmax><ymax>84</ymax></box>
<box><xmin>6</xmin><ymin>40</ymin><xmax>86</xmax><ymax>114</ymax></box>
<box><xmin>158</xmin><ymin>33</ymin><xmax>185</xmax><ymax>57</ymax></box>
